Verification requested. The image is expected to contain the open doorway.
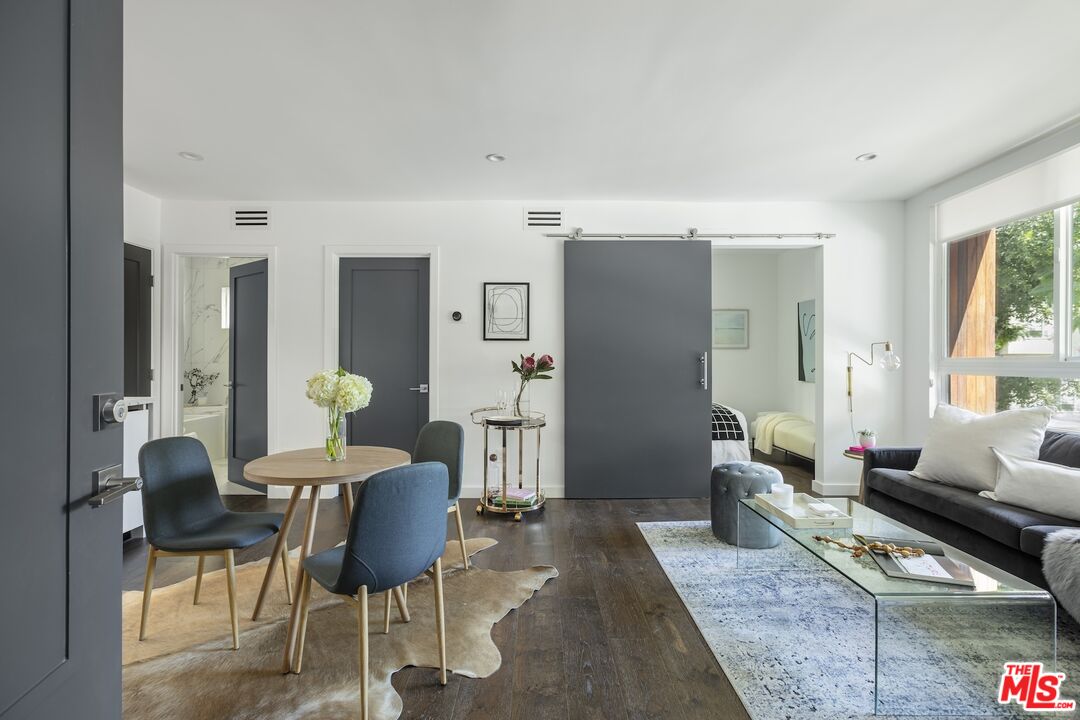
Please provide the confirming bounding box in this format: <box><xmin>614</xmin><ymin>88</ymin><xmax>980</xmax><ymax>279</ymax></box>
<box><xmin>178</xmin><ymin>255</ymin><xmax>267</xmax><ymax>495</ymax></box>
<box><xmin>710</xmin><ymin>246</ymin><xmax>823</xmax><ymax>494</ymax></box>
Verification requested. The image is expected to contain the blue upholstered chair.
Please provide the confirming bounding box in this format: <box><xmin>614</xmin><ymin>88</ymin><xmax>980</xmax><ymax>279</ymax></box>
<box><xmin>413</xmin><ymin>420</ymin><xmax>470</xmax><ymax>570</ymax></box>
<box><xmin>137</xmin><ymin>436</ymin><xmax>289</xmax><ymax>649</ymax></box>
<box><xmin>290</xmin><ymin>463</ymin><xmax>450</xmax><ymax>717</ymax></box>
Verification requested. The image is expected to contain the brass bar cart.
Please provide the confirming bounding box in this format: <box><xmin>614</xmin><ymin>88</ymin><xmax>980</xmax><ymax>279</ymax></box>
<box><xmin>470</xmin><ymin>408</ymin><xmax>546</xmax><ymax>521</ymax></box>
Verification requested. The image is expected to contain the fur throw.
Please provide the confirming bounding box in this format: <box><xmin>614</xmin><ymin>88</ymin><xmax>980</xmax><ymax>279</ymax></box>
<box><xmin>1043</xmin><ymin>528</ymin><xmax>1080</xmax><ymax>623</ymax></box>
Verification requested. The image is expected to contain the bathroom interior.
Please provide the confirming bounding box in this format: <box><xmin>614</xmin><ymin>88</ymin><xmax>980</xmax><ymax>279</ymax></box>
<box><xmin>180</xmin><ymin>255</ymin><xmax>261</xmax><ymax>495</ymax></box>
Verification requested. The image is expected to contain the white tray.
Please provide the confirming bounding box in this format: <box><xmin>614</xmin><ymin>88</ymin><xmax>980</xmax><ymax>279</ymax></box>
<box><xmin>753</xmin><ymin>493</ymin><xmax>853</xmax><ymax>529</ymax></box>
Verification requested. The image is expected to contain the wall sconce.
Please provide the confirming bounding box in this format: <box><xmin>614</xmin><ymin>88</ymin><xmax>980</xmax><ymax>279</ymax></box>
<box><xmin>847</xmin><ymin>341</ymin><xmax>900</xmax><ymax>443</ymax></box>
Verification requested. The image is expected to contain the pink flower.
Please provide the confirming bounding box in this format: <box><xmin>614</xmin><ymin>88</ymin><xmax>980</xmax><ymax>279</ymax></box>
<box><xmin>538</xmin><ymin>354</ymin><xmax>554</xmax><ymax>370</ymax></box>
<box><xmin>522</xmin><ymin>355</ymin><xmax>537</xmax><ymax>372</ymax></box>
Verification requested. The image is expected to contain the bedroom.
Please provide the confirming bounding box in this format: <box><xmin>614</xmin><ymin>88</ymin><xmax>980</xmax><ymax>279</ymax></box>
<box><xmin>710</xmin><ymin>247</ymin><xmax>821</xmax><ymax>490</ymax></box>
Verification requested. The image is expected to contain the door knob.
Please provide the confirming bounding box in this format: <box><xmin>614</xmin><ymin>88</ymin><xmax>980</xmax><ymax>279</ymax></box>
<box><xmin>88</xmin><ymin>464</ymin><xmax>143</xmax><ymax>508</ymax></box>
<box><xmin>409</xmin><ymin>384</ymin><xmax>429</xmax><ymax>393</ymax></box>
<box><xmin>93</xmin><ymin>392</ymin><xmax>128</xmax><ymax>430</ymax></box>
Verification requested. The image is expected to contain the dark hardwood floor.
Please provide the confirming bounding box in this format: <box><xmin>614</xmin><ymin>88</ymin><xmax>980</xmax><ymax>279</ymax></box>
<box><xmin>123</xmin><ymin>494</ymin><xmax>752</xmax><ymax>720</ymax></box>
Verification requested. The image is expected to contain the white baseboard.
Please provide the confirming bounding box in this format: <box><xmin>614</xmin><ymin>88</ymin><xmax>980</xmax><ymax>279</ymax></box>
<box><xmin>812</xmin><ymin>478</ymin><xmax>860</xmax><ymax>498</ymax></box>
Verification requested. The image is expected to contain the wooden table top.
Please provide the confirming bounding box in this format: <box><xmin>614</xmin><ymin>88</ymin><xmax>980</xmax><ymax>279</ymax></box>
<box><xmin>243</xmin><ymin>446</ymin><xmax>411</xmax><ymax>487</ymax></box>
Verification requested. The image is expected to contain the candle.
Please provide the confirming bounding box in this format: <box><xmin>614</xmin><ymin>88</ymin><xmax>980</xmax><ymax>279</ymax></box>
<box><xmin>771</xmin><ymin>482</ymin><xmax>794</xmax><ymax>508</ymax></box>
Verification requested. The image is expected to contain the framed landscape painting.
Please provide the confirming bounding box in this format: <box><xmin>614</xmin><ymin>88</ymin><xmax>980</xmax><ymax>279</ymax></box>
<box><xmin>712</xmin><ymin>309</ymin><xmax>749</xmax><ymax>349</ymax></box>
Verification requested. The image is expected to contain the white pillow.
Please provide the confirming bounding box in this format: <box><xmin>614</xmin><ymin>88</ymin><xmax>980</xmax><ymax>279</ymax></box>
<box><xmin>910</xmin><ymin>404</ymin><xmax>1052</xmax><ymax>492</ymax></box>
<box><xmin>981</xmin><ymin>448</ymin><xmax>1080</xmax><ymax>522</ymax></box>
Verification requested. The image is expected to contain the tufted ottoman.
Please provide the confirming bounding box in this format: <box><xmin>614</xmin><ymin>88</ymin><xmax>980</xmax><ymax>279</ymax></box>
<box><xmin>711</xmin><ymin>462</ymin><xmax>782</xmax><ymax>548</ymax></box>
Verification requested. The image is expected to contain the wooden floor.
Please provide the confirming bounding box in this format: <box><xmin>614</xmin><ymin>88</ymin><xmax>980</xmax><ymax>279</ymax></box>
<box><xmin>121</xmin><ymin>454</ymin><xmax>819</xmax><ymax>720</ymax></box>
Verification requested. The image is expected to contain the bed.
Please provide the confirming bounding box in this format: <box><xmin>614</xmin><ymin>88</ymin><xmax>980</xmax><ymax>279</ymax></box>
<box><xmin>711</xmin><ymin>403</ymin><xmax>752</xmax><ymax>466</ymax></box>
<box><xmin>752</xmin><ymin>411</ymin><xmax>815</xmax><ymax>463</ymax></box>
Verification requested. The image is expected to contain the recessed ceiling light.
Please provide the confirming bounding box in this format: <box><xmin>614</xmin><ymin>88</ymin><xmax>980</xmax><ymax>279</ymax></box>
<box><xmin>855</xmin><ymin>152</ymin><xmax>878</xmax><ymax>162</ymax></box>
<box><xmin>485</xmin><ymin>153</ymin><xmax>506</xmax><ymax>163</ymax></box>
<box><xmin>178</xmin><ymin>151</ymin><xmax>204</xmax><ymax>162</ymax></box>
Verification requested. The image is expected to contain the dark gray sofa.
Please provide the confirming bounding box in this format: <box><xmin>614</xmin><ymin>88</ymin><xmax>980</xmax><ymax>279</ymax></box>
<box><xmin>863</xmin><ymin>430</ymin><xmax>1080</xmax><ymax>589</ymax></box>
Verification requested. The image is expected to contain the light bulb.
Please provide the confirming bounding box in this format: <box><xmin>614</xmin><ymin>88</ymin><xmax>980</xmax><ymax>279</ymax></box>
<box><xmin>881</xmin><ymin>350</ymin><xmax>901</xmax><ymax>371</ymax></box>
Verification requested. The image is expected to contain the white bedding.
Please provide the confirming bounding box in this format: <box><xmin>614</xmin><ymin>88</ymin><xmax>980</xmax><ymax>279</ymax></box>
<box><xmin>712</xmin><ymin>404</ymin><xmax>751</xmax><ymax>466</ymax></box>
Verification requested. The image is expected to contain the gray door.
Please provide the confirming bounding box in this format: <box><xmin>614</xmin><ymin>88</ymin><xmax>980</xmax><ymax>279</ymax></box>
<box><xmin>124</xmin><ymin>243</ymin><xmax>153</xmax><ymax>397</ymax></box>
<box><xmin>564</xmin><ymin>241</ymin><xmax>712</xmax><ymax>498</ymax></box>
<box><xmin>339</xmin><ymin>258</ymin><xmax>430</xmax><ymax>452</ymax></box>
<box><xmin>228</xmin><ymin>260</ymin><xmax>268</xmax><ymax>490</ymax></box>
<box><xmin>0</xmin><ymin>0</ymin><xmax>124</xmax><ymax>716</ymax></box>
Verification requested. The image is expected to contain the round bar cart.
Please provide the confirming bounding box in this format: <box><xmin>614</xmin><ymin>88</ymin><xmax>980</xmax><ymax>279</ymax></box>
<box><xmin>470</xmin><ymin>407</ymin><xmax>546</xmax><ymax>521</ymax></box>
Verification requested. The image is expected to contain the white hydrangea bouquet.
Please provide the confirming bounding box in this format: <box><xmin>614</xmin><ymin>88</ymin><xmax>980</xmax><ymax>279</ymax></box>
<box><xmin>306</xmin><ymin>367</ymin><xmax>373</xmax><ymax>461</ymax></box>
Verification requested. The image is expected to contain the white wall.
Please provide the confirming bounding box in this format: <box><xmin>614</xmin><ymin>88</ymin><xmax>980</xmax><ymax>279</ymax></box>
<box><xmin>157</xmin><ymin>199</ymin><xmax>904</xmax><ymax>496</ymax></box>
<box><xmin>903</xmin><ymin>122</ymin><xmax>1080</xmax><ymax>444</ymax></box>
<box><xmin>775</xmin><ymin>247</ymin><xmax>820</xmax><ymax>423</ymax></box>
<box><xmin>123</xmin><ymin>184</ymin><xmax>163</xmax><ymax>436</ymax></box>
<box><xmin>710</xmin><ymin>251</ymin><xmax>778</xmax><ymax>422</ymax></box>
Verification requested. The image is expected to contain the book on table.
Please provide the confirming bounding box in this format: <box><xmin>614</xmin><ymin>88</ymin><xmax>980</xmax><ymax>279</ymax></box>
<box><xmin>853</xmin><ymin>534</ymin><xmax>976</xmax><ymax>588</ymax></box>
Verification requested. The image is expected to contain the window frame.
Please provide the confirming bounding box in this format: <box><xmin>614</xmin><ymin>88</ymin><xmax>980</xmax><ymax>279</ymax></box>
<box><xmin>936</xmin><ymin>202</ymin><xmax>1080</xmax><ymax>408</ymax></box>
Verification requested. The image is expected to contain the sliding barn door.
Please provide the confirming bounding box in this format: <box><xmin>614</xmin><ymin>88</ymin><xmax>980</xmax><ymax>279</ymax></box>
<box><xmin>564</xmin><ymin>240</ymin><xmax>712</xmax><ymax>498</ymax></box>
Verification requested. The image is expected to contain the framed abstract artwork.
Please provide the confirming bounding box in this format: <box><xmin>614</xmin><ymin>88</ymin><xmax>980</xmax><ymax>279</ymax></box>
<box><xmin>712</xmin><ymin>309</ymin><xmax>749</xmax><ymax>349</ymax></box>
<box><xmin>484</xmin><ymin>282</ymin><xmax>530</xmax><ymax>341</ymax></box>
<box><xmin>797</xmin><ymin>298</ymin><xmax>816</xmax><ymax>382</ymax></box>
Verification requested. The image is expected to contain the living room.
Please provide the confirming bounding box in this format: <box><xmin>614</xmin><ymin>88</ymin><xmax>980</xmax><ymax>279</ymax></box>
<box><xmin>4</xmin><ymin>1</ymin><xmax>1080</xmax><ymax>719</ymax></box>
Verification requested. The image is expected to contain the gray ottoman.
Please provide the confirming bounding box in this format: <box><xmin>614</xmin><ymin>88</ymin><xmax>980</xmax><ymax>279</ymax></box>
<box><xmin>711</xmin><ymin>462</ymin><xmax>782</xmax><ymax>548</ymax></box>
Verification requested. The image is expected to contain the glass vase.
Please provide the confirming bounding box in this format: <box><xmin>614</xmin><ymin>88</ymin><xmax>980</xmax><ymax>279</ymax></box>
<box><xmin>326</xmin><ymin>407</ymin><xmax>346</xmax><ymax>462</ymax></box>
<box><xmin>514</xmin><ymin>382</ymin><xmax>531</xmax><ymax>418</ymax></box>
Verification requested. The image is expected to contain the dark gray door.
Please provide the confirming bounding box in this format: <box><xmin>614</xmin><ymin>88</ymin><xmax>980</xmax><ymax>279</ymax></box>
<box><xmin>228</xmin><ymin>260</ymin><xmax>268</xmax><ymax>490</ymax></box>
<box><xmin>339</xmin><ymin>258</ymin><xmax>430</xmax><ymax>452</ymax></box>
<box><xmin>0</xmin><ymin>0</ymin><xmax>124</xmax><ymax>717</ymax></box>
<box><xmin>124</xmin><ymin>243</ymin><xmax>153</xmax><ymax>397</ymax></box>
<box><xmin>564</xmin><ymin>241</ymin><xmax>712</xmax><ymax>498</ymax></box>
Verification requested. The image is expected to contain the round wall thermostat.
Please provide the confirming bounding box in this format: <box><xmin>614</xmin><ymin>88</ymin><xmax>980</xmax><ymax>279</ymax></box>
<box><xmin>451</xmin><ymin>311</ymin><xmax>462</xmax><ymax>321</ymax></box>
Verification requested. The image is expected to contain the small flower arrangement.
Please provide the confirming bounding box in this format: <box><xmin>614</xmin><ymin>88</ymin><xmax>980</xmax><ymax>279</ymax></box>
<box><xmin>306</xmin><ymin>367</ymin><xmax>373</xmax><ymax>461</ymax></box>
<box><xmin>511</xmin><ymin>353</ymin><xmax>554</xmax><ymax>417</ymax></box>
<box><xmin>857</xmin><ymin>429</ymin><xmax>877</xmax><ymax>449</ymax></box>
<box><xmin>184</xmin><ymin>367</ymin><xmax>220</xmax><ymax>405</ymax></box>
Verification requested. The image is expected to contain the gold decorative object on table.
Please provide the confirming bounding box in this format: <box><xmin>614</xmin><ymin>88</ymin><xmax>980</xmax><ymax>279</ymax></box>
<box><xmin>470</xmin><ymin>407</ymin><xmax>546</xmax><ymax>522</ymax></box>
<box><xmin>812</xmin><ymin>534</ymin><xmax>927</xmax><ymax>560</ymax></box>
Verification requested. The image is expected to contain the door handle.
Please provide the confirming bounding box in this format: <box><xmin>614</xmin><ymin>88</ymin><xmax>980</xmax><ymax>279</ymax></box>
<box><xmin>409</xmin><ymin>384</ymin><xmax>429</xmax><ymax>393</ymax></box>
<box><xmin>699</xmin><ymin>353</ymin><xmax>708</xmax><ymax>391</ymax></box>
<box><xmin>88</xmin><ymin>464</ymin><xmax>143</xmax><ymax>508</ymax></box>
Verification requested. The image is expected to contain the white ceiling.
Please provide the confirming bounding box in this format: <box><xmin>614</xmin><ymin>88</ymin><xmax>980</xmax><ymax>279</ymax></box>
<box><xmin>124</xmin><ymin>0</ymin><xmax>1080</xmax><ymax>202</ymax></box>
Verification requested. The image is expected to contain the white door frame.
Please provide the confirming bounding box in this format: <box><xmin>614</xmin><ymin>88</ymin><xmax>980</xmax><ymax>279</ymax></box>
<box><xmin>160</xmin><ymin>244</ymin><xmax>279</xmax><ymax>464</ymax></box>
<box><xmin>324</xmin><ymin>245</ymin><xmax>441</xmax><ymax>421</ymax></box>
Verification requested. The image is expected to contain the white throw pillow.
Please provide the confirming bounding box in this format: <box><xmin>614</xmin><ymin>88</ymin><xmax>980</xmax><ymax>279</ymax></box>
<box><xmin>910</xmin><ymin>404</ymin><xmax>1052</xmax><ymax>492</ymax></box>
<box><xmin>981</xmin><ymin>448</ymin><xmax>1080</xmax><ymax>522</ymax></box>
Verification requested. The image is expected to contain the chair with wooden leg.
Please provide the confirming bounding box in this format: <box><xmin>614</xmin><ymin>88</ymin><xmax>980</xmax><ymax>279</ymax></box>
<box><xmin>288</xmin><ymin>462</ymin><xmax>450</xmax><ymax>718</ymax></box>
<box><xmin>413</xmin><ymin>421</ymin><xmax>469</xmax><ymax>572</ymax></box>
<box><xmin>137</xmin><ymin>436</ymin><xmax>290</xmax><ymax>650</ymax></box>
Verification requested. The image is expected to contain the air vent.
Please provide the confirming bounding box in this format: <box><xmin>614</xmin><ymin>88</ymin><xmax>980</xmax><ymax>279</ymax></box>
<box><xmin>524</xmin><ymin>209</ymin><xmax>563</xmax><ymax>228</ymax></box>
<box><xmin>233</xmin><ymin>208</ymin><xmax>270</xmax><ymax>228</ymax></box>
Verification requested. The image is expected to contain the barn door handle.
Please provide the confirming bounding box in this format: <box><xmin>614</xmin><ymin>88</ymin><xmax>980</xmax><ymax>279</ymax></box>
<box><xmin>699</xmin><ymin>353</ymin><xmax>708</xmax><ymax>391</ymax></box>
<box><xmin>89</xmin><ymin>464</ymin><xmax>143</xmax><ymax>508</ymax></box>
<box><xmin>409</xmin><ymin>384</ymin><xmax>429</xmax><ymax>393</ymax></box>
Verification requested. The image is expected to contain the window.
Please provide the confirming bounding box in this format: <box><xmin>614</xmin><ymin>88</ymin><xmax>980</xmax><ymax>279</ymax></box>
<box><xmin>941</xmin><ymin>204</ymin><xmax>1080</xmax><ymax>414</ymax></box>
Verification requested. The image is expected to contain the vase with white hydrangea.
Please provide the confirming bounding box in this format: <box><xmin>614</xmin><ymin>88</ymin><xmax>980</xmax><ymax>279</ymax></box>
<box><xmin>306</xmin><ymin>367</ymin><xmax>373</xmax><ymax>461</ymax></box>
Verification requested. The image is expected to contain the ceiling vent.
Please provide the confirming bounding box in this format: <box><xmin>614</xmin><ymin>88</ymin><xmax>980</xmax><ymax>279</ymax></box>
<box><xmin>523</xmin><ymin>208</ymin><xmax>563</xmax><ymax>229</ymax></box>
<box><xmin>233</xmin><ymin>208</ymin><xmax>270</xmax><ymax>229</ymax></box>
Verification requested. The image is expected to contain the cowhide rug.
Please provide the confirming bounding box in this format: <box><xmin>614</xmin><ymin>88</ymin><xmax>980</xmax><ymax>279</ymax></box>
<box><xmin>122</xmin><ymin>538</ymin><xmax>557</xmax><ymax>719</ymax></box>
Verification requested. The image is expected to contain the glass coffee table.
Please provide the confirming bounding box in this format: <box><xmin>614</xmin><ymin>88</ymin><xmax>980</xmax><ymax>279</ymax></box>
<box><xmin>737</xmin><ymin>497</ymin><xmax>1057</xmax><ymax>716</ymax></box>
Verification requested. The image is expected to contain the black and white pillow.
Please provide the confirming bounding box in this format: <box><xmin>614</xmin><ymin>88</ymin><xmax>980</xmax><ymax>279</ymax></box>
<box><xmin>711</xmin><ymin>403</ymin><xmax>745</xmax><ymax>442</ymax></box>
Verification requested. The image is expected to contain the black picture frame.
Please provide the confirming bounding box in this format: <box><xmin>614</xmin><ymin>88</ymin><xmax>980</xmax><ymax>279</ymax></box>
<box><xmin>483</xmin><ymin>282</ymin><xmax>530</xmax><ymax>341</ymax></box>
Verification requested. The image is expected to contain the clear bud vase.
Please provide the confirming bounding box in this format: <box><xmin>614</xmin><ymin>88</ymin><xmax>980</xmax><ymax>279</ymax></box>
<box><xmin>514</xmin><ymin>382</ymin><xmax>530</xmax><ymax>418</ymax></box>
<box><xmin>326</xmin><ymin>407</ymin><xmax>346</xmax><ymax>462</ymax></box>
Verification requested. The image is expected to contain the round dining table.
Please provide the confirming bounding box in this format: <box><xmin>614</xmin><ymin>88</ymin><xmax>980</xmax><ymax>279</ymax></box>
<box><xmin>243</xmin><ymin>445</ymin><xmax>410</xmax><ymax>671</ymax></box>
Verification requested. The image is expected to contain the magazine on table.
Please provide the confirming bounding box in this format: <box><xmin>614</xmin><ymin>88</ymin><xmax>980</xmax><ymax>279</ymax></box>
<box><xmin>853</xmin><ymin>534</ymin><xmax>976</xmax><ymax>588</ymax></box>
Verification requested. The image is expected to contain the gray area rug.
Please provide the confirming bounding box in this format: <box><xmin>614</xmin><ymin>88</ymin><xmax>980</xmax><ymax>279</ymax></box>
<box><xmin>638</xmin><ymin>521</ymin><xmax>1080</xmax><ymax>720</ymax></box>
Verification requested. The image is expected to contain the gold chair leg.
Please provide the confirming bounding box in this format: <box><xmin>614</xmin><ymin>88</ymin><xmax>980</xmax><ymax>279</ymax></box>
<box><xmin>280</xmin><ymin>546</ymin><xmax>293</xmax><ymax>603</ymax></box>
<box><xmin>225</xmin><ymin>549</ymin><xmax>240</xmax><ymax>650</ymax></box>
<box><xmin>358</xmin><ymin>587</ymin><xmax>369</xmax><ymax>720</ymax></box>
<box><xmin>138</xmin><ymin>547</ymin><xmax>158</xmax><ymax>641</ymax></box>
<box><xmin>383</xmin><ymin>590</ymin><xmax>392</xmax><ymax>634</ymax></box>
<box><xmin>392</xmin><ymin>585</ymin><xmax>410</xmax><ymax>623</ymax></box>
<box><xmin>433</xmin><ymin>557</ymin><xmax>447</xmax><ymax>685</ymax></box>
<box><xmin>453</xmin><ymin>501</ymin><xmax>469</xmax><ymax>570</ymax></box>
<box><xmin>293</xmin><ymin>571</ymin><xmax>313</xmax><ymax>672</ymax></box>
<box><xmin>193</xmin><ymin>555</ymin><xmax>205</xmax><ymax>605</ymax></box>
